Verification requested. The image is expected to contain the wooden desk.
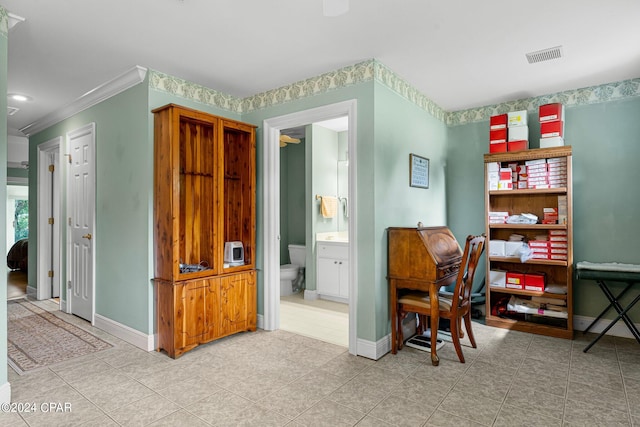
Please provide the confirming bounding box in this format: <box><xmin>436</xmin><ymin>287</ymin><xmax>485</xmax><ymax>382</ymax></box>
<box><xmin>388</xmin><ymin>226</ymin><xmax>462</xmax><ymax>366</ymax></box>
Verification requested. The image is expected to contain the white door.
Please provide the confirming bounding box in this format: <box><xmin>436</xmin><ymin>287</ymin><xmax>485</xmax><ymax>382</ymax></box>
<box><xmin>67</xmin><ymin>123</ymin><xmax>96</xmax><ymax>322</ymax></box>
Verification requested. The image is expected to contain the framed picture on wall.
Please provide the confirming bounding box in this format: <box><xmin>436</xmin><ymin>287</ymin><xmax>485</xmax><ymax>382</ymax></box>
<box><xmin>409</xmin><ymin>153</ymin><xmax>429</xmax><ymax>189</ymax></box>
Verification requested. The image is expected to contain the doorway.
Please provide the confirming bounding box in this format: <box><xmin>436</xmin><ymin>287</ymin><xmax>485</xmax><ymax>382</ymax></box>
<box><xmin>279</xmin><ymin>117</ymin><xmax>350</xmax><ymax>347</ymax></box>
<box><xmin>37</xmin><ymin>137</ymin><xmax>62</xmax><ymax>301</ymax></box>
<box><xmin>262</xmin><ymin>100</ymin><xmax>358</xmax><ymax>355</ymax></box>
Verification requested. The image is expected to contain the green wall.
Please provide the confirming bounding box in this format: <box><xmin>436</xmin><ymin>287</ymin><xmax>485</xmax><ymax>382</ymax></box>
<box><xmin>1</xmin><ymin>6</ymin><xmax>9</xmax><ymax>390</ymax></box>
<box><xmin>279</xmin><ymin>137</ymin><xmax>305</xmax><ymax>264</ymax></box>
<box><xmin>242</xmin><ymin>81</ymin><xmax>380</xmax><ymax>342</ymax></box>
<box><xmin>29</xmin><ymin>80</ymin><xmax>151</xmax><ymax>333</ymax></box>
<box><xmin>446</xmin><ymin>96</ymin><xmax>640</xmax><ymax>321</ymax></box>
<box><xmin>373</xmin><ymin>82</ymin><xmax>449</xmax><ymax>338</ymax></box>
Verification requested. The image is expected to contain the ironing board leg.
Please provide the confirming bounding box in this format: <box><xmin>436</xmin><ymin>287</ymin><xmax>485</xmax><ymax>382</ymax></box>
<box><xmin>584</xmin><ymin>291</ymin><xmax>640</xmax><ymax>353</ymax></box>
<box><xmin>583</xmin><ymin>282</ymin><xmax>635</xmax><ymax>334</ymax></box>
<box><xmin>597</xmin><ymin>281</ymin><xmax>640</xmax><ymax>342</ymax></box>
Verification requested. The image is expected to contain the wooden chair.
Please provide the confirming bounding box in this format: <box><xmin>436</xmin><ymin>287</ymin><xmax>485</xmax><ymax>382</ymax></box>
<box><xmin>397</xmin><ymin>234</ymin><xmax>486</xmax><ymax>363</ymax></box>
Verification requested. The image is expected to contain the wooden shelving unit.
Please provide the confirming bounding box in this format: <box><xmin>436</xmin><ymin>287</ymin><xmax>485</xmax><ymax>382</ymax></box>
<box><xmin>484</xmin><ymin>146</ymin><xmax>573</xmax><ymax>339</ymax></box>
<box><xmin>153</xmin><ymin>104</ymin><xmax>257</xmax><ymax>358</ymax></box>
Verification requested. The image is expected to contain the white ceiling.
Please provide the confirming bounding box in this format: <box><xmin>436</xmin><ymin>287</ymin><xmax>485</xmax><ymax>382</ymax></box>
<box><xmin>4</xmin><ymin>0</ymin><xmax>640</xmax><ymax>137</ymax></box>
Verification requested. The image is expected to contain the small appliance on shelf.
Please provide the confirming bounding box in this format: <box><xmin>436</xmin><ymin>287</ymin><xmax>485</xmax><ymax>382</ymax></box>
<box><xmin>224</xmin><ymin>241</ymin><xmax>244</xmax><ymax>266</ymax></box>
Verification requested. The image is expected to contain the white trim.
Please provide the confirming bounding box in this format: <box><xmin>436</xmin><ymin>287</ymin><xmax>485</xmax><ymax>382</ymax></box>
<box><xmin>303</xmin><ymin>289</ymin><xmax>319</xmax><ymax>300</ymax></box>
<box><xmin>262</xmin><ymin>100</ymin><xmax>358</xmax><ymax>356</ymax></box>
<box><xmin>573</xmin><ymin>315</ymin><xmax>640</xmax><ymax>340</ymax></box>
<box><xmin>257</xmin><ymin>314</ymin><xmax>264</xmax><ymax>330</ymax></box>
<box><xmin>94</xmin><ymin>314</ymin><xmax>155</xmax><ymax>351</ymax></box>
<box><xmin>26</xmin><ymin>285</ymin><xmax>37</xmax><ymax>299</ymax></box>
<box><xmin>357</xmin><ymin>335</ymin><xmax>391</xmax><ymax>361</ymax></box>
<box><xmin>37</xmin><ymin>137</ymin><xmax>62</xmax><ymax>300</ymax></box>
<box><xmin>20</xmin><ymin>66</ymin><xmax>147</xmax><ymax>136</ymax></box>
<box><xmin>0</xmin><ymin>382</ymin><xmax>11</xmax><ymax>404</ymax></box>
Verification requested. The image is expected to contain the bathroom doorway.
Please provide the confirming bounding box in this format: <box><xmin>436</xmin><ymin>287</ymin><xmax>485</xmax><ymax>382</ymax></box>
<box><xmin>279</xmin><ymin>117</ymin><xmax>349</xmax><ymax>347</ymax></box>
<box><xmin>262</xmin><ymin>100</ymin><xmax>358</xmax><ymax>355</ymax></box>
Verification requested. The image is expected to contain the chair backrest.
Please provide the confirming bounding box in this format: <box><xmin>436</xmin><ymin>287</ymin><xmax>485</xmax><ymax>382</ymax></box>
<box><xmin>451</xmin><ymin>234</ymin><xmax>486</xmax><ymax>312</ymax></box>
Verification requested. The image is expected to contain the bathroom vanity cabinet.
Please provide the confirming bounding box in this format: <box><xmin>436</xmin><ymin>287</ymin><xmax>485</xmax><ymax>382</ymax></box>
<box><xmin>153</xmin><ymin>104</ymin><xmax>257</xmax><ymax>358</ymax></box>
<box><xmin>316</xmin><ymin>241</ymin><xmax>349</xmax><ymax>301</ymax></box>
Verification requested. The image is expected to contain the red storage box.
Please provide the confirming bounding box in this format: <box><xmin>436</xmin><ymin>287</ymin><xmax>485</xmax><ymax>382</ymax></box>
<box><xmin>539</xmin><ymin>103</ymin><xmax>564</xmax><ymax>122</ymax></box>
<box><xmin>524</xmin><ymin>273</ymin><xmax>545</xmax><ymax>292</ymax></box>
<box><xmin>490</xmin><ymin>142</ymin><xmax>507</xmax><ymax>153</ymax></box>
<box><xmin>541</xmin><ymin>120</ymin><xmax>564</xmax><ymax>138</ymax></box>
<box><xmin>508</xmin><ymin>140</ymin><xmax>528</xmax><ymax>152</ymax></box>
<box><xmin>490</xmin><ymin>128</ymin><xmax>507</xmax><ymax>143</ymax></box>
<box><xmin>490</xmin><ymin>114</ymin><xmax>508</xmax><ymax>130</ymax></box>
<box><xmin>506</xmin><ymin>272</ymin><xmax>524</xmax><ymax>290</ymax></box>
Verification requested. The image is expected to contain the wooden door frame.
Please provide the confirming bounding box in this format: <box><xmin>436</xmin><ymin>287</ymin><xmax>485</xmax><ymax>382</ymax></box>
<box><xmin>36</xmin><ymin>137</ymin><xmax>62</xmax><ymax>301</ymax></box>
<box><xmin>65</xmin><ymin>123</ymin><xmax>96</xmax><ymax>323</ymax></box>
<box><xmin>262</xmin><ymin>100</ymin><xmax>358</xmax><ymax>356</ymax></box>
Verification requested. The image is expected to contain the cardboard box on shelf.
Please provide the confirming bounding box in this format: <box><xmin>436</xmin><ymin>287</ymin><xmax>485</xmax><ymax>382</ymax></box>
<box><xmin>490</xmin><ymin>114</ymin><xmax>508</xmax><ymax>130</ymax></box>
<box><xmin>506</xmin><ymin>272</ymin><xmax>525</xmax><ymax>290</ymax></box>
<box><xmin>508</xmin><ymin>110</ymin><xmax>528</xmax><ymax>127</ymax></box>
<box><xmin>541</xmin><ymin>120</ymin><xmax>564</xmax><ymax>138</ymax></box>
<box><xmin>508</xmin><ymin>140</ymin><xmax>528</xmax><ymax>152</ymax></box>
<box><xmin>490</xmin><ymin>141</ymin><xmax>507</xmax><ymax>153</ymax></box>
<box><xmin>539</xmin><ymin>103</ymin><xmax>565</xmax><ymax>122</ymax></box>
<box><xmin>524</xmin><ymin>273</ymin><xmax>546</xmax><ymax>292</ymax></box>
<box><xmin>490</xmin><ymin>128</ymin><xmax>508</xmax><ymax>143</ymax></box>
<box><xmin>540</xmin><ymin>136</ymin><xmax>564</xmax><ymax>148</ymax></box>
<box><xmin>498</xmin><ymin>180</ymin><xmax>513</xmax><ymax>190</ymax></box>
<box><xmin>508</xmin><ymin>125</ymin><xmax>529</xmax><ymax>142</ymax></box>
<box><xmin>489</xmin><ymin>240</ymin><xmax>506</xmax><ymax>257</ymax></box>
<box><xmin>489</xmin><ymin>269</ymin><xmax>507</xmax><ymax>287</ymax></box>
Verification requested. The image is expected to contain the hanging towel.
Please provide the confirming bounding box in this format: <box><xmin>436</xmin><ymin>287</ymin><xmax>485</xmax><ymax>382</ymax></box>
<box><xmin>320</xmin><ymin>196</ymin><xmax>338</xmax><ymax>218</ymax></box>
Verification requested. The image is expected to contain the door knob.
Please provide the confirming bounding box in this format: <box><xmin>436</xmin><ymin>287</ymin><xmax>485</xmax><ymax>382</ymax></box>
<box><xmin>82</xmin><ymin>233</ymin><xmax>92</xmax><ymax>240</ymax></box>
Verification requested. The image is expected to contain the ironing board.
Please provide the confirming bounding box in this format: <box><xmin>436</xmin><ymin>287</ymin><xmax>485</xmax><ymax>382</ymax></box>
<box><xmin>575</xmin><ymin>261</ymin><xmax>640</xmax><ymax>352</ymax></box>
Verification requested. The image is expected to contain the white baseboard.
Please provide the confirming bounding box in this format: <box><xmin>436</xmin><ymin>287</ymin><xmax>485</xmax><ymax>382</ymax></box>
<box><xmin>257</xmin><ymin>314</ymin><xmax>264</xmax><ymax>330</ymax></box>
<box><xmin>304</xmin><ymin>290</ymin><xmax>319</xmax><ymax>300</ymax></box>
<box><xmin>357</xmin><ymin>335</ymin><xmax>391</xmax><ymax>360</ymax></box>
<box><xmin>573</xmin><ymin>315</ymin><xmax>640</xmax><ymax>340</ymax></box>
<box><xmin>94</xmin><ymin>314</ymin><xmax>154</xmax><ymax>351</ymax></box>
<box><xmin>319</xmin><ymin>294</ymin><xmax>349</xmax><ymax>304</ymax></box>
<box><xmin>26</xmin><ymin>286</ymin><xmax>37</xmax><ymax>299</ymax></box>
<box><xmin>0</xmin><ymin>382</ymin><xmax>10</xmax><ymax>404</ymax></box>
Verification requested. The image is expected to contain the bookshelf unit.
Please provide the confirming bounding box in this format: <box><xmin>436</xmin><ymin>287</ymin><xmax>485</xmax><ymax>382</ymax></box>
<box><xmin>484</xmin><ymin>146</ymin><xmax>573</xmax><ymax>339</ymax></box>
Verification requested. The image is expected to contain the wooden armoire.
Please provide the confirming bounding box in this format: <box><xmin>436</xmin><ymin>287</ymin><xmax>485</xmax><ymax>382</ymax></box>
<box><xmin>152</xmin><ymin>104</ymin><xmax>256</xmax><ymax>358</ymax></box>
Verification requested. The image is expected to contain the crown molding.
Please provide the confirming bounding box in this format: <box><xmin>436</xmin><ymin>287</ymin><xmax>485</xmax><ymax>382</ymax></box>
<box><xmin>20</xmin><ymin>66</ymin><xmax>147</xmax><ymax>136</ymax></box>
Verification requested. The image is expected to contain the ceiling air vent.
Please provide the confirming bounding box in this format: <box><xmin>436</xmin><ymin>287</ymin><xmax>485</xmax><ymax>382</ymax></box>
<box><xmin>7</xmin><ymin>106</ymin><xmax>19</xmax><ymax>116</ymax></box>
<box><xmin>526</xmin><ymin>46</ymin><xmax>563</xmax><ymax>64</ymax></box>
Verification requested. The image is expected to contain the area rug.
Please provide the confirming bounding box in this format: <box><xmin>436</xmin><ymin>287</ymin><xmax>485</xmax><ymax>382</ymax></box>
<box><xmin>7</xmin><ymin>299</ymin><xmax>112</xmax><ymax>374</ymax></box>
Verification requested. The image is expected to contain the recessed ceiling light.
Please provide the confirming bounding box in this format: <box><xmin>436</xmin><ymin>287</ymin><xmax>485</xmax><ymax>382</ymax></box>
<box><xmin>8</xmin><ymin>93</ymin><xmax>32</xmax><ymax>102</ymax></box>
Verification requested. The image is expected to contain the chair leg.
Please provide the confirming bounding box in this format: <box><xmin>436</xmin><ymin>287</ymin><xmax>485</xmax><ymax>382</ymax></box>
<box><xmin>464</xmin><ymin>312</ymin><xmax>477</xmax><ymax>348</ymax></box>
<box><xmin>397</xmin><ymin>311</ymin><xmax>406</xmax><ymax>350</ymax></box>
<box><xmin>450</xmin><ymin>317</ymin><xmax>465</xmax><ymax>363</ymax></box>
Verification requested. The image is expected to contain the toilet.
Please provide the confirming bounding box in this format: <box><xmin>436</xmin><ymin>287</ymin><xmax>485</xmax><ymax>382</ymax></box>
<box><xmin>280</xmin><ymin>244</ymin><xmax>306</xmax><ymax>296</ymax></box>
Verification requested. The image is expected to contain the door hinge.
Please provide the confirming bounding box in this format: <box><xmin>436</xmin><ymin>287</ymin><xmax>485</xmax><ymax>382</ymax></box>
<box><xmin>67</xmin><ymin>280</ymin><xmax>72</xmax><ymax>289</ymax></box>
<box><xmin>48</xmin><ymin>270</ymin><xmax>54</xmax><ymax>278</ymax></box>
<box><xmin>49</xmin><ymin>164</ymin><xmax>55</xmax><ymax>172</ymax></box>
<box><xmin>48</xmin><ymin>217</ymin><xmax>54</xmax><ymax>225</ymax></box>
<box><xmin>68</xmin><ymin>217</ymin><xmax>72</xmax><ymax>226</ymax></box>
<box><xmin>64</xmin><ymin>154</ymin><xmax>72</xmax><ymax>164</ymax></box>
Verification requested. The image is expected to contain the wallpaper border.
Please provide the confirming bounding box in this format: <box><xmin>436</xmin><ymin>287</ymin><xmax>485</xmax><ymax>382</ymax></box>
<box><xmin>0</xmin><ymin>7</ymin><xmax>8</xmax><ymax>38</ymax></box>
<box><xmin>447</xmin><ymin>78</ymin><xmax>640</xmax><ymax>126</ymax></box>
<box><xmin>149</xmin><ymin>59</ymin><xmax>640</xmax><ymax>125</ymax></box>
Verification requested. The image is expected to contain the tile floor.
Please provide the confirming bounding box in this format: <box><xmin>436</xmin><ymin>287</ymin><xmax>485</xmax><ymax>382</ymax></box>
<box><xmin>2</xmin><ymin>298</ymin><xmax>640</xmax><ymax>426</ymax></box>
